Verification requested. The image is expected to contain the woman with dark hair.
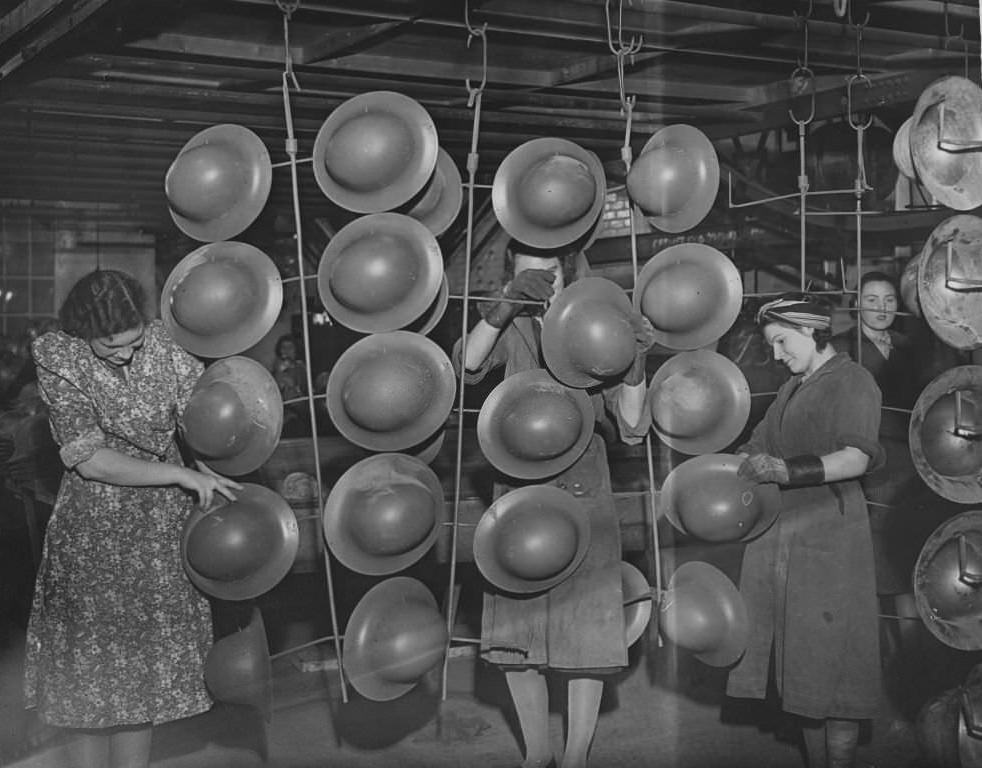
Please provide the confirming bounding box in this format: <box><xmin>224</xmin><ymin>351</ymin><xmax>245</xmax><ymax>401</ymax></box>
<box><xmin>832</xmin><ymin>271</ymin><xmax>914</xmax><ymax>406</ymax></box>
<box><xmin>24</xmin><ymin>269</ymin><xmax>241</xmax><ymax>768</ymax></box>
<box><xmin>728</xmin><ymin>294</ymin><xmax>883</xmax><ymax>768</ymax></box>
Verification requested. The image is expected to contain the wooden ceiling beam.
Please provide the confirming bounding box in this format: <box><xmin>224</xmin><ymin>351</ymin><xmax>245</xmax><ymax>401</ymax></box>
<box><xmin>12</xmin><ymin>76</ymin><xmax>703</xmax><ymax>137</ymax></box>
<box><xmin>295</xmin><ymin>20</ymin><xmax>407</xmax><ymax>65</ymax></box>
<box><xmin>0</xmin><ymin>0</ymin><xmax>70</xmax><ymax>47</ymax></box>
<box><xmin>0</xmin><ymin>0</ymin><xmax>119</xmax><ymax>80</ymax></box>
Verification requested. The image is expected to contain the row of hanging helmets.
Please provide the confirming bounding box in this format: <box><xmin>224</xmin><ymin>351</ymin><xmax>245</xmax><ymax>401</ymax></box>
<box><xmin>887</xmin><ymin>73</ymin><xmax>982</xmax><ymax>759</ymax></box>
<box><xmin>154</xmin><ymin>86</ymin><xmax>756</xmax><ymax>706</ymax></box>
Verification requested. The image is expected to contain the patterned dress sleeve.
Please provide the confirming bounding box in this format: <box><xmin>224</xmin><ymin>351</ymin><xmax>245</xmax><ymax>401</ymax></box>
<box><xmin>32</xmin><ymin>335</ymin><xmax>106</xmax><ymax>469</ymax></box>
<box><xmin>162</xmin><ymin>324</ymin><xmax>204</xmax><ymax>417</ymax></box>
<box><xmin>830</xmin><ymin>362</ymin><xmax>884</xmax><ymax>469</ymax></box>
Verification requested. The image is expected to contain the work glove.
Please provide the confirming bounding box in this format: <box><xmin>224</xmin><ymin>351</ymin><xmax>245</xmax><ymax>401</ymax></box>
<box><xmin>482</xmin><ymin>268</ymin><xmax>556</xmax><ymax>329</ymax></box>
<box><xmin>737</xmin><ymin>453</ymin><xmax>789</xmax><ymax>485</ymax></box>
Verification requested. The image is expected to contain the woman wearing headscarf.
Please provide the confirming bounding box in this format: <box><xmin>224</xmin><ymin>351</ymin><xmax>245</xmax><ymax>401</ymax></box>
<box><xmin>728</xmin><ymin>294</ymin><xmax>884</xmax><ymax>768</ymax></box>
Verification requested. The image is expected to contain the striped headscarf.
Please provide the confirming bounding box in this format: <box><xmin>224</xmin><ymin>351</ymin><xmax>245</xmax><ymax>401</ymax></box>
<box><xmin>755</xmin><ymin>295</ymin><xmax>832</xmax><ymax>330</ymax></box>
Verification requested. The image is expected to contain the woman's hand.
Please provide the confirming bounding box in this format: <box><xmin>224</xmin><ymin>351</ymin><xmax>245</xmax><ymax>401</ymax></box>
<box><xmin>737</xmin><ymin>453</ymin><xmax>789</xmax><ymax>485</ymax></box>
<box><xmin>179</xmin><ymin>464</ymin><xmax>243</xmax><ymax>509</ymax></box>
<box><xmin>482</xmin><ymin>268</ymin><xmax>557</xmax><ymax>329</ymax></box>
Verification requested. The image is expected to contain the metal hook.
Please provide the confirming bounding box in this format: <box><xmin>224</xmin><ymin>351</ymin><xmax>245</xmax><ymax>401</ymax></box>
<box><xmin>847</xmin><ymin>0</ymin><xmax>870</xmax><ymax>31</ymax></box>
<box><xmin>792</xmin><ymin>0</ymin><xmax>813</xmax><ymax>70</ymax></box>
<box><xmin>788</xmin><ymin>66</ymin><xmax>815</xmax><ymax>126</ymax></box>
<box><xmin>463</xmin><ymin>0</ymin><xmax>481</xmax><ymax>37</ymax></box>
<box><xmin>605</xmin><ymin>0</ymin><xmax>643</xmax><ymax>56</ymax></box>
<box><xmin>463</xmin><ymin>21</ymin><xmax>488</xmax><ymax>104</ymax></box>
<box><xmin>847</xmin><ymin>74</ymin><xmax>873</xmax><ymax>130</ymax></box>
<box><xmin>275</xmin><ymin>0</ymin><xmax>300</xmax><ymax>19</ymax></box>
<box><xmin>941</xmin><ymin>0</ymin><xmax>965</xmax><ymax>53</ymax></box>
<box><xmin>604</xmin><ymin>0</ymin><xmax>642</xmax><ymax>116</ymax></box>
<box><xmin>793</xmin><ymin>0</ymin><xmax>814</xmax><ymax>22</ymax></box>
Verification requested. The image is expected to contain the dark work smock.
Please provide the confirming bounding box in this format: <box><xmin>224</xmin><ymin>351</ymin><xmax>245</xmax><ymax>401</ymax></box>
<box><xmin>454</xmin><ymin>314</ymin><xmax>649</xmax><ymax>671</ymax></box>
<box><xmin>833</xmin><ymin>327</ymin><xmax>937</xmax><ymax>596</ymax></box>
<box><xmin>726</xmin><ymin>353</ymin><xmax>883</xmax><ymax>719</ymax></box>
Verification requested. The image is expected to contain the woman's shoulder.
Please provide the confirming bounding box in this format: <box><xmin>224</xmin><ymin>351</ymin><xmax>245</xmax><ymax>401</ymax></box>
<box><xmin>831</xmin><ymin>353</ymin><xmax>880</xmax><ymax>390</ymax></box>
<box><xmin>32</xmin><ymin>330</ymin><xmax>86</xmax><ymax>372</ymax></box>
<box><xmin>145</xmin><ymin>318</ymin><xmax>184</xmax><ymax>355</ymax></box>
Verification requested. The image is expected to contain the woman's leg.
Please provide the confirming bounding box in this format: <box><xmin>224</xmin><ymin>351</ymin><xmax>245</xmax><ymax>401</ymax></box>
<box><xmin>800</xmin><ymin>717</ymin><xmax>827</xmax><ymax>768</ymax></box>
<box><xmin>107</xmin><ymin>723</ymin><xmax>152</xmax><ymax>768</ymax></box>
<box><xmin>561</xmin><ymin>677</ymin><xmax>603</xmax><ymax>768</ymax></box>
<box><xmin>504</xmin><ymin>668</ymin><xmax>552</xmax><ymax>768</ymax></box>
<box><xmin>825</xmin><ymin>718</ymin><xmax>860</xmax><ymax>768</ymax></box>
<box><xmin>66</xmin><ymin>729</ymin><xmax>110</xmax><ymax>768</ymax></box>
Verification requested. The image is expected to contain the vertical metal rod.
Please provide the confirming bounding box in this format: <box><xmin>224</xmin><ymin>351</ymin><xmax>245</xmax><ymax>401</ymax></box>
<box><xmin>798</xmin><ymin>121</ymin><xmax>807</xmax><ymax>292</ymax></box>
<box><xmin>855</xmin><ymin>124</ymin><xmax>864</xmax><ymax>369</ymax></box>
<box><xmin>442</xmin><ymin>87</ymin><xmax>484</xmax><ymax>701</ymax></box>
<box><xmin>620</xmin><ymin>110</ymin><xmax>662</xmax><ymax>613</ymax></box>
<box><xmin>1</xmin><ymin>214</ymin><xmax>5</xmax><ymax>335</ymax></box>
<box><xmin>281</xmin><ymin>71</ymin><xmax>348</xmax><ymax>703</ymax></box>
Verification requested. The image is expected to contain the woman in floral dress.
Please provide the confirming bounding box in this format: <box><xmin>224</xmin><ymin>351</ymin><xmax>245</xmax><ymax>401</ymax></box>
<box><xmin>25</xmin><ymin>269</ymin><xmax>241</xmax><ymax>768</ymax></box>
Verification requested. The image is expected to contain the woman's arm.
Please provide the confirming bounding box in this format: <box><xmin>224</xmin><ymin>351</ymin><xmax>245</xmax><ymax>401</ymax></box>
<box><xmin>617</xmin><ymin>380</ymin><xmax>646</xmax><ymax>429</ymax></box>
<box><xmin>75</xmin><ymin>448</ymin><xmax>241</xmax><ymax>508</ymax></box>
<box><xmin>738</xmin><ymin>446</ymin><xmax>870</xmax><ymax>486</ymax></box>
<box><xmin>463</xmin><ymin>269</ymin><xmax>556</xmax><ymax>371</ymax></box>
<box><xmin>462</xmin><ymin>320</ymin><xmax>503</xmax><ymax>372</ymax></box>
<box><xmin>820</xmin><ymin>446</ymin><xmax>870</xmax><ymax>481</ymax></box>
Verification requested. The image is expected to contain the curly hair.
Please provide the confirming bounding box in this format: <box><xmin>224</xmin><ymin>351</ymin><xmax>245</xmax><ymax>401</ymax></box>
<box><xmin>59</xmin><ymin>269</ymin><xmax>147</xmax><ymax>341</ymax></box>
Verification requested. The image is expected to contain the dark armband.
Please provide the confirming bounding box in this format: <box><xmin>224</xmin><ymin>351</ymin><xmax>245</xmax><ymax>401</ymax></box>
<box><xmin>783</xmin><ymin>454</ymin><xmax>826</xmax><ymax>487</ymax></box>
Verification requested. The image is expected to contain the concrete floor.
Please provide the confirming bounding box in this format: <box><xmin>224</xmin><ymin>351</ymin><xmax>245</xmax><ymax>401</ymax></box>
<box><xmin>1</xmin><ymin>499</ymin><xmax>977</xmax><ymax>768</ymax></box>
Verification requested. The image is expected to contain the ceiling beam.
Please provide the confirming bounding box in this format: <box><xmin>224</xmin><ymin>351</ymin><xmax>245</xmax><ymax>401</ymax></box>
<box><xmin>0</xmin><ymin>0</ymin><xmax>119</xmax><ymax>81</ymax></box>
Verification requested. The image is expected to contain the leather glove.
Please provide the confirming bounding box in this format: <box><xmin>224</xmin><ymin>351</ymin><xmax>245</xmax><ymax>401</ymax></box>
<box><xmin>622</xmin><ymin>312</ymin><xmax>657</xmax><ymax>386</ymax></box>
<box><xmin>737</xmin><ymin>453</ymin><xmax>789</xmax><ymax>485</ymax></box>
<box><xmin>482</xmin><ymin>268</ymin><xmax>556</xmax><ymax>329</ymax></box>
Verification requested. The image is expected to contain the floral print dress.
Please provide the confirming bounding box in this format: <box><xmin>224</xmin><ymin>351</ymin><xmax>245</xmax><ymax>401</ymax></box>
<box><xmin>24</xmin><ymin>320</ymin><xmax>213</xmax><ymax>728</ymax></box>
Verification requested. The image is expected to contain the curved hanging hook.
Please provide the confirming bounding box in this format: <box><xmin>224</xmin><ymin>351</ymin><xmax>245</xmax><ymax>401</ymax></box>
<box><xmin>789</xmin><ymin>0</ymin><xmax>815</xmax><ymax>125</ymax></box>
<box><xmin>605</xmin><ymin>0</ymin><xmax>643</xmax><ymax>56</ymax></box>
<box><xmin>847</xmin><ymin>0</ymin><xmax>871</xmax><ymax>31</ymax></box>
<box><xmin>941</xmin><ymin>0</ymin><xmax>965</xmax><ymax>55</ymax></box>
<box><xmin>276</xmin><ymin>0</ymin><xmax>302</xmax><ymax>90</ymax></box>
<box><xmin>463</xmin><ymin>0</ymin><xmax>487</xmax><ymax>102</ymax></box>
<box><xmin>605</xmin><ymin>0</ymin><xmax>643</xmax><ymax>116</ymax></box>
<box><xmin>792</xmin><ymin>0</ymin><xmax>814</xmax><ymax>69</ymax></box>
<box><xmin>463</xmin><ymin>0</ymin><xmax>481</xmax><ymax>38</ymax></box>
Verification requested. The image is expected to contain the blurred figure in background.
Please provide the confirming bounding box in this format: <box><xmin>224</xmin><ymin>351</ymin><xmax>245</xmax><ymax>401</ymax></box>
<box><xmin>271</xmin><ymin>333</ymin><xmax>309</xmax><ymax>437</ymax></box>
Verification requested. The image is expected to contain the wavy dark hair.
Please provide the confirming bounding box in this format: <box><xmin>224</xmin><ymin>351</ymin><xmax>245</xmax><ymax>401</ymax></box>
<box><xmin>59</xmin><ymin>269</ymin><xmax>147</xmax><ymax>341</ymax></box>
<box><xmin>859</xmin><ymin>270</ymin><xmax>898</xmax><ymax>293</ymax></box>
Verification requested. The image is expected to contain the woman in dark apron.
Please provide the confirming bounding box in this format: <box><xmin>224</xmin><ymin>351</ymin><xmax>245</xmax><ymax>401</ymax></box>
<box><xmin>730</xmin><ymin>294</ymin><xmax>883</xmax><ymax>768</ymax></box>
<box><xmin>455</xmin><ymin>244</ymin><xmax>652</xmax><ymax>768</ymax></box>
